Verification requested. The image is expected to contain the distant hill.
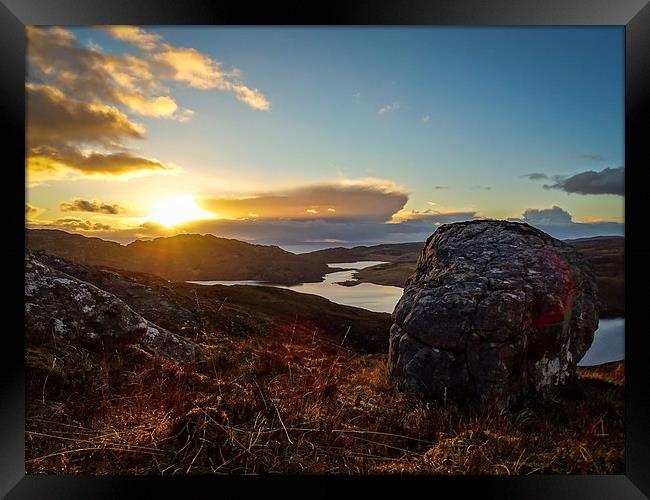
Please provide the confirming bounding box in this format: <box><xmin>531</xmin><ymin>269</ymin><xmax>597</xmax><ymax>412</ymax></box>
<box><xmin>30</xmin><ymin>249</ymin><xmax>391</xmax><ymax>353</ymax></box>
<box><xmin>303</xmin><ymin>242</ymin><xmax>423</xmax><ymax>264</ymax></box>
<box><xmin>26</xmin><ymin>229</ymin><xmax>624</xmax><ymax>317</ymax></box>
<box><xmin>568</xmin><ymin>236</ymin><xmax>624</xmax><ymax>318</ymax></box>
<box><xmin>26</xmin><ymin>229</ymin><xmax>331</xmax><ymax>284</ymax></box>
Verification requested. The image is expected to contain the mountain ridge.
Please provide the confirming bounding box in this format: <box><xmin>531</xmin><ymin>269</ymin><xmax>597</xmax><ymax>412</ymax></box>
<box><xmin>26</xmin><ymin>228</ymin><xmax>331</xmax><ymax>284</ymax></box>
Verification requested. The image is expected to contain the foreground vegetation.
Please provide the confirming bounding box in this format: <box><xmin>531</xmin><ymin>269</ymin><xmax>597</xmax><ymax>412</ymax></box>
<box><xmin>26</xmin><ymin>322</ymin><xmax>624</xmax><ymax>475</ymax></box>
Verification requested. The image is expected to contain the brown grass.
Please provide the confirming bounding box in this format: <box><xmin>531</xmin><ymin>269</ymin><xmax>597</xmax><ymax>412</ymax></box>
<box><xmin>26</xmin><ymin>323</ymin><xmax>624</xmax><ymax>475</ymax></box>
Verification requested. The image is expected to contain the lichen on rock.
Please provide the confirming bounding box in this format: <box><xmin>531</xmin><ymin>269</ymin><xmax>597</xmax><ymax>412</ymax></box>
<box><xmin>388</xmin><ymin>220</ymin><xmax>599</xmax><ymax>407</ymax></box>
<box><xmin>24</xmin><ymin>250</ymin><xmax>203</xmax><ymax>364</ymax></box>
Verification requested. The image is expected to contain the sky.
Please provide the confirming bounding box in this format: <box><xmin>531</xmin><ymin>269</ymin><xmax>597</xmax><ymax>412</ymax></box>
<box><xmin>25</xmin><ymin>26</ymin><xmax>625</xmax><ymax>250</ymax></box>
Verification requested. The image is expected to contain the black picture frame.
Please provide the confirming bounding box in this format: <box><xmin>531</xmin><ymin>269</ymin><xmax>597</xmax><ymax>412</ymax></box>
<box><xmin>4</xmin><ymin>0</ymin><xmax>649</xmax><ymax>497</ymax></box>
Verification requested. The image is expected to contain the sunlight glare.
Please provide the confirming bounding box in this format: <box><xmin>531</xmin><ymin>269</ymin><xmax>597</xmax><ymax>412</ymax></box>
<box><xmin>148</xmin><ymin>194</ymin><xmax>215</xmax><ymax>227</ymax></box>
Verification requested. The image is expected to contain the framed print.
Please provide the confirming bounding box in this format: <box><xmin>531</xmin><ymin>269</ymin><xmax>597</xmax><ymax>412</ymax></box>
<box><xmin>3</xmin><ymin>0</ymin><xmax>649</xmax><ymax>497</ymax></box>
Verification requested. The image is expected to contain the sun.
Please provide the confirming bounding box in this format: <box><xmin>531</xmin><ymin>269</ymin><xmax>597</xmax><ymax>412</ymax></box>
<box><xmin>148</xmin><ymin>194</ymin><xmax>215</xmax><ymax>227</ymax></box>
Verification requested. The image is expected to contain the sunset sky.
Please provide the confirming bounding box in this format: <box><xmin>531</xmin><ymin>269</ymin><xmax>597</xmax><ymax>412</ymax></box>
<box><xmin>25</xmin><ymin>26</ymin><xmax>624</xmax><ymax>250</ymax></box>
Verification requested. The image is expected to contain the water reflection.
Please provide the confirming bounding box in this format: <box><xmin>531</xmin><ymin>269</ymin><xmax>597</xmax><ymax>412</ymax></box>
<box><xmin>577</xmin><ymin>318</ymin><xmax>624</xmax><ymax>366</ymax></box>
<box><xmin>188</xmin><ymin>261</ymin><xmax>624</xmax><ymax>364</ymax></box>
<box><xmin>188</xmin><ymin>261</ymin><xmax>403</xmax><ymax>313</ymax></box>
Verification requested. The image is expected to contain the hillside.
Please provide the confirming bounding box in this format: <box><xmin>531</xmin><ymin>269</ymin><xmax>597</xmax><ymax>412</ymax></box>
<box><xmin>26</xmin><ymin>229</ymin><xmax>332</xmax><ymax>284</ymax></box>
<box><xmin>26</xmin><ymin>251</ymin><xmax>624</xmax><ymax>475</ymax></box>
<box><xmin>26</xmin><ymin>230</ymin><xmax>624</xmax><ymax>317</ymax></box>
<box><xmin>30</xmin><ymin>250</ymin><xmax>392</xmax><ymax>353</ymax></box>
<box><xmin>567</xmin><ymin>236</ymin><xmax>624</xmax><ymax>318</ymax></box>
<box><xmin>303</xmin><ymin>242</ymin><xmax>422</xmax><ymax>264</ymax></box>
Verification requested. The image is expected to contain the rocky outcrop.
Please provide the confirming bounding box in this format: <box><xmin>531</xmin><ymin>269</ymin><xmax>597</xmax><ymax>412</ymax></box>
<box><xmin>25</xmin><ymin>250</ymin><xmax>204</xmax><ymax>364</ymax></box>
<box><xmin>388</xmin><ymin>220</ymin><xmax>599</xmax><ymax>407</ymax></box>
<box><xmin>31</xmin><ymin>250</ymin><xmax>196</xmax><ymax>332</ymax></box>
<box><xmin>27</xmin><ymin>250</ymin><xmax>393</xmax><ymax>353</ymax></box>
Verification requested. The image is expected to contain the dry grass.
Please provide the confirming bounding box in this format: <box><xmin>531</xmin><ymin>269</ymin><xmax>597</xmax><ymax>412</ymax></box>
<box><xmin>577</xmin><ymin>361</ymin><xmax>625</xmax><ymax>387</ymax></box>
<box><xmin>26</xmin><ymin>322</ymin><xmax>624</xmax><ymax>475</ymax></box>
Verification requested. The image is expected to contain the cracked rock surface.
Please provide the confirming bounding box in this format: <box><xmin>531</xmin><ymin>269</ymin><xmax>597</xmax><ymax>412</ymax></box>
<box><xmin>25</xmin><ymin>250</ymin><xmax>204</xmax><ymax>364</ymax></box>
<box><xmin>388</xmin><ymin>220</ymin><xmax>598</xmax><ymax>407</ymax></box>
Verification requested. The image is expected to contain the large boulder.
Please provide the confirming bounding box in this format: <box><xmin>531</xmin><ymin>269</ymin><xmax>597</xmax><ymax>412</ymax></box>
<box><xmin>25</xmin><ymin>250</ymin><xmax>204</xmax><ymax>364</ymax></box>
<box><xmin>388</xmin><ymin>220</ymin><xmax>599</xmax><ymax>407</ymax></box>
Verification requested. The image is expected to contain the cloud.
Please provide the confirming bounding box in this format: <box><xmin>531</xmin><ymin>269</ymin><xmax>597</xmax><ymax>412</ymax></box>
<box><xmin>391</xmin><ymin>208</ymin><xmax>478</xmax><ymax>224</ymax></box>
<box><xmin>422</xmin><ymin>114</ymin><xmax>430</xmax><ymax>123</ymax></box>
<box><xmin>59</xmin><ymin>198</ymin><xmax>125</xmax><ymax>214</ymax></box>
<box><xmin>27</xmin><ymin>145</ymin><xmax>175</xmax><ymax>185</ymax></box>
<box><xmin>25</xmin><ymin>203</ymin><xmax>42</xmax><ymax>221</ymax></box>
<box><xmin>116</xmin><ymin>93</ymin><xmax>188</xmax><ymax>119</ymax></box>
<box><xmin>470</xmin><ymin>185</ymin><xmax>491</xmax><ymax>191</ymax></box>
<box><xmin>175</xmin><ymin>217</ymin><xmax>439</xmax><ymax>247</ymax></box>
<box><xmin>27</xmin><ymin>27</ymin><xmax>175</xmax><ymax>119</ymax></box>
<box><xmin>432</xmin><ymin>185</ymin><xmax>448</xmax><ymax>190</ymax></box>
<box><xmin>519</xmin><ymin>206</ymin><xmax>573</xmax><ymax>225</ymax></box>
<box><xmin>151</xmin><ymin>46</ymin><xmax>229</xmax><ymax>90</ymax></box>
<box><xmin>26</xmin><ymin>74</ymin><xmax>176</xmax><ymax>183</ymax></box>
<box><xmin>52</xmin><ymin>218</ymin><xmax>113</xmax><ymax>231</ymax></box>
<box><xmin>575</xmin><ymin>153</ymin><xmax>606</xmax><ymax>162</ymax></box>
<box><xmin>378</xmin><ymin>102</ymin><xmax>400</xmax><ymax>114</ymax></box>
<box><xmin>65</xmin><ymin>178</ymin><xmax>473</xmax><ymax>246</ymax></box>
<box><xmin>28</xmin><ymin>26</ymin><xmax>271</xmax><ymax>116</ymax></box>
<box><xmin>230</xmin><ymin>84</ymin><xmax>271</xmax><ymax>112</ymax></box>
<box><xmin>171</xmin><ymin>205</ymin><xmax>478</xmax><ymax>247</ymax></box>
<box><xmin>199</xmin><ymin>179</ymin><xmax>409</xmax><ymax>222</ymax></box>
<box><xmin>544</xmin><ymin>167</ymin><xmax>624</xmax><ymax>196</ymax></box>
<box><xmin>520</xmin><ymin>172</ymin><xmax>549</xmax><ymax>181</ymax></box>
<box><xmin>40</xmin><ymin>201</ymin><xmax>622</xmax><ymax>247</ymax></box>
<box><xmin>136</xmin><ymin>40</ymin><xmax>271</xmax><ymax>111</ymax></box>
<box><xmin>27</xmin><ymin>83</ymin><xmax>144</xmax><ymax>147</ymax></box>
<box><xmin>508</xmin><ymin>205</ymin><xmax>623</xmax><ymax>240</ymax></box>
<box><xmin>103</xmin><ymin>26</ymin><xmax>163</xmax><ymax>51</ymax></box>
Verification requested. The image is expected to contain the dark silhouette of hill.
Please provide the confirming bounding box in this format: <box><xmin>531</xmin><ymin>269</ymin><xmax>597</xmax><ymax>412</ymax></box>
<box><xmin>567</xmin><ymin>236</ymin><xmax>624</xmax><ymax>318</ymax></box>
<box><xmin>303</xmin><ymin>242</ymin><xmax>422</xmax><ymax>263</ymax></box>
<box><xmin>26</xmin><ymin>229</ymin><xmax>331</xmax><ymax>284</ymax></box>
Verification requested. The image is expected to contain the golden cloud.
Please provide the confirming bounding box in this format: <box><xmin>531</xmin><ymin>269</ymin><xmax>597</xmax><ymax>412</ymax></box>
<box><xmin>27</xmin><ymin>83</ymin><xmax>144</xmax><ymax>147</ymax></box>
<box><xmin>28</xmin><ymin>26</ymin><xmax>271</xmax><ymax>119</ymax></box>
<box><xmin>26</xmin><ymin>26</ymin><xmax>271</xmax><ymax>184</ymax></box>
<box><xmin>26</xmin><ymin>83</ymin><xmax>176</xmax><ymax>183</ymax></box>
<box><xmin>198</xmin><ymin>179</ymin><xmax>408</xmax><ymax>221</ymax></box>
<box><xmin>390</xmin><ymin>208</ymin><xmax>478</xmax><ymax>224</ymax></box>
<box><xmin>26</xmin><ymin>25</ymin><xmax>273</xmax><ymax>184</ymax></box>
<box><xmin>25</xmin><ymin>203</ymin><xmax>42</xmax><ymax>221</ymax></box>
<box><xmin>27</xmin><ymin>27</ymin><xmax>181</xmax><ymax>120</ymax></box>
<box><xmin>59</xmin><ymin>198</ymin><xmax>125</xmax><ymax>214</ymax></box>
<box><xmin>54</xmin><ymin>218</ymin><xmax>113</xmax><ymax>231</ymax></box>
<box><xmin>113</xmin><ymin>92</ymin><xmax>194</xmax><ymax>120</ymax></box>
<box><xmin>150</xmin><ymin>44</ymin><xmax>271</xmax><ymax>111</ymax></box>
<box><xmin>104</xmin><ymin>26</ymin><xmax>163</xmax><ymax>50</ymax></box>
<box><xmin>152</xmin><ymin>46</ymin><xmax>225</xmax><ymax>90</ymax></box>
<box><xmin>230</xmin><ymin>84</ymin><xmax>271</xmax><ymax>112</ymax></box>
<box><xmin>27</xmin><ymin>148</ymin><xmax>175</xmax><ymax>179</ymax></box>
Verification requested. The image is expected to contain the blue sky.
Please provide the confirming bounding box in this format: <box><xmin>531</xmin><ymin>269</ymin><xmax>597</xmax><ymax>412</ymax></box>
<box><xmin>26</xmin><ymin>26</ymin><xmax>624</xmax><ymax>247</ymax></box>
